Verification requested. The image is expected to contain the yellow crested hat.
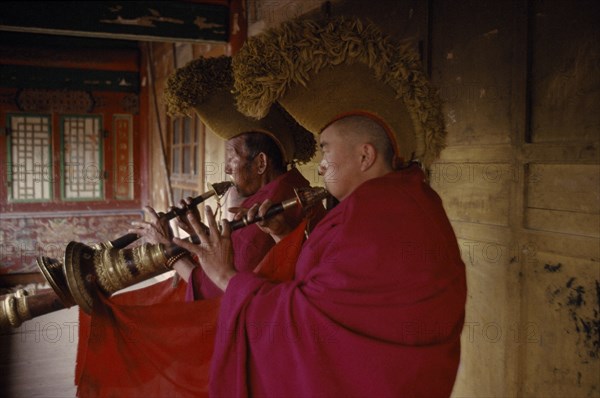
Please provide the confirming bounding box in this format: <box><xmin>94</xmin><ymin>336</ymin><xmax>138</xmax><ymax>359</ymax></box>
<box><xmin>164</xmin><ymin>56</ymin><xmax>316</xmax><ymax>164</ymax></box>
<box><xmin>232</xmin><ymin>17</ymin><xmax>446</xmax><ymax>168</ymax></box>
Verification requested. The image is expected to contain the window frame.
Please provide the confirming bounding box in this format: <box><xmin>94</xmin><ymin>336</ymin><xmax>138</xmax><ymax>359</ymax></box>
<box><xmin>168</xmin><ymin>114</ymin><xmax>204</xmax><ymax>204</ymax></box>
<box><xmin>59</xmin><ymin>114</ymin><xmax>104</xmax><ymax>202</ymax></box>
<box><xmin>1</xmin><ymin>106</ymin><xmax>141</xmax><ymax>213</ymax></box>
<box><xmin>6</xmin><ymin>113</ymin><xmax>53</xmax><ymax>203</ymax></box>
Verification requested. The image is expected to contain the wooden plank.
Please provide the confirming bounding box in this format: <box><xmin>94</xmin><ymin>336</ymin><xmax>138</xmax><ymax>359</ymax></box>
<box><xmin>523</xmin><ymin>143</ymin><xmax>600</xmax><ymax>164</ymax></box>
<box><xmin>451</xmin><ymin>220</ymin><xmax>512</xmax><ymax>246</ymax></box>
<box><xmin>431</xmin><ymin>162</ymin><xmax>512</xmax><ymax>226</ymax></box>
<box><xmin>526</xmin><ymin>208</ymin><xmax>600</xmax><ymax>238</ymax></box>
<box><xmin>454</xmin><ymin>236</ymin><xmax>520</xmax><ymax>398</ymax></box>
<box><xmin>522</xmin><ymin>230</ymin><xmax>600</xmax><ymax>262</ymax></box>
<box><xmin>437</xmin><ymin>144</ymin><xmax>514</xmax><ymax>163</ymax></box>
<box><xmin>527</xmin><ymin>164</ymin><xmax>600</xmax><ymax>213</ymax></box>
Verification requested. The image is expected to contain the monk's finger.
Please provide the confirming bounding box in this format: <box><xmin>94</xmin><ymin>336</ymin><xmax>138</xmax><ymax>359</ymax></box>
<box><xmin>229</xmin><ymin>206</ymin><xmax>248</xmax><ymax>221</ymax></box>
<box><xmin>257</xmin><ymin>199</ymin><xmax>274</xmax><ymax>218</ymax></box>
<box><xmin>172</xmin><ymin>237</ymin><xmax>200</xmax><ymax>255</ymax></box>
<box><xmin>127</xmin><ymin>227</ymin><xmax>142</xmax><ymax>235</ymax></box>
<box><xmin>246</xmin><ymin>203</ymin><xmax>260</xmax><ymax>222</ymax></box>
<box><xmin>144</xmin><ymin>206</ymin><xmax>160</xmax><ymax>222</ymax></box>
<box><xmin>130</xmin><ymin>221</ymin><xmax>149</xmax><ymax>229</ymax></box>
<box><xmin>220</xmin><ymin>219</ymin><xmax>231</xmax><ymax>239</ymax></box>
<box><xmin>205</xmin><ymin>205</ymin><xmax>220</xmax><ymax>240</ymax></box>
<box><xmin>187</xmin><ymin>210</ymin><xmax>208</xmax><ymax>241</ymax></box>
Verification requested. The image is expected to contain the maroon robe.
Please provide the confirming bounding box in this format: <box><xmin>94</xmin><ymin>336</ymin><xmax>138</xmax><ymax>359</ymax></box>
<box><xmin>210</xmin><ymin>164</ymin><xmax>467</xmax><ymax>397</ymax></box>
<box><xmin>186</xmin><ymin>167</ymin><xmax>313</xmax><ymax>300</ymax></box>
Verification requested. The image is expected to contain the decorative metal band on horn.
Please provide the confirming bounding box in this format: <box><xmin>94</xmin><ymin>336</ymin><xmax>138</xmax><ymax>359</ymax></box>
<box><xmin>0</xmin><ymin>289</ymin><xmax>31</xmax><ymax>329</ymax></box>
<box><xmin>229</xmin><ymin>186</ymin><xmax>329</xmax><ymax>230</ymax></box>
<box><xmin>0</xmin><ymin>289</ymin><xmax>65</xmax><ymax>330</ymax></box>
<box><xmin>63</xmin><ymin>241</ymin><xmax>169</xmax><ymax>314</ymax></box>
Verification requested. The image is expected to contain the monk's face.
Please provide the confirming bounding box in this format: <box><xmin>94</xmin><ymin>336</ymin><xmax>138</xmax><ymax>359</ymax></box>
<box><xmin>318</xmin><ymin>122</ymin><xmax>364</xmax><ymax>201</ymax></box>
<box><xmin>224</xmin><ymin>136</ymin><xmax>262</xmax><ymax>197</ymax></box>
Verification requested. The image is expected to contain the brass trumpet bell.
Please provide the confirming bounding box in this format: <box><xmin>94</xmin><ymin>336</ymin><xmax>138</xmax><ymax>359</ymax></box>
<box><xmin>63</xmin><ymin>241</ymin><xmax>170</xmax><ymax>314</ymax></box>
<box><xmin>36</xmin><ymin>256</ymin><xmax>75</xmax><ymax>307</ymax></box>
<box><xmin>34</xmin><ymin>240</ymin><xmax>171</xmax><ymax>314</ymax></box>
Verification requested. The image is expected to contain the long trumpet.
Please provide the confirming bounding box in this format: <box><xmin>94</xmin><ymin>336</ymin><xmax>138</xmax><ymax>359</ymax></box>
<box><xmin>163</xmin><ymin>186</ymin><xmax>329</xmax><ymax>258</ymax></box>
<box><xmin>110</xmin><ymin>180</ymin><xmax>233</xmax><ymax>249</ymax></box>
<box><xmin>1</xmin><ymin>186</ymin><xmax>329</xmax><ymax>328</ymax></box>
<box><xmin>1</xmin><ymin>181</ymin><xmax>232</xmax><ymax>329</ymax></box>
<box><xmin>38</xmin><ymin>180</ymin><xmax>233</xmax><ymax>312</ymax></box>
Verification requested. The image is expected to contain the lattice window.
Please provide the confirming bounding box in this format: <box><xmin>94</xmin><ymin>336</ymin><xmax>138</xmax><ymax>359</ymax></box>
<box><xmin>61</xmin><ymin>115</ymin><xmax>103</xmax><ymax>200</ymax></box>
<box><xmin>7</xmin><ymin>114</ymin><xmax>52</xmax><ymax>202</ymax></box>
<box><xmin>169</xmin><ymin>115</ymin><xmax>201</xmax><ymax>203</ymax></box>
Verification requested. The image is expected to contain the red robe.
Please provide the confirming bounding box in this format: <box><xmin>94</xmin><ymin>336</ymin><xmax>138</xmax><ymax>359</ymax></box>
<box><xmin>210</xmin><ymin>165</ymin><xmax>467</xmax><ymax>397</ymax></box>
<box><xmin>76</xmin><ymin>220</ymin><xmax>309</xmax><ymax>398</ymax></box>
<box><xmin>186</xmin><ymin>167</ymin><xmax>312</xmax><ymax>300</ymax></box>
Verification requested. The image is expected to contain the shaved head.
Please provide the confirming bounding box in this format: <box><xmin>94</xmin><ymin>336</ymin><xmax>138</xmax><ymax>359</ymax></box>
<box><xmin>328</xmin><ymin>115</ymin><xmax>395</xmax><ymax>167</ymax></box>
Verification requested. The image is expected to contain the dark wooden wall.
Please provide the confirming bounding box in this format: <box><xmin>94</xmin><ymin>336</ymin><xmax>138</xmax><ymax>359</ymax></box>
<box><xmin>296</xmin><ymin>0</ymin><xmax>599</xmax><ymax>395</ymax></box>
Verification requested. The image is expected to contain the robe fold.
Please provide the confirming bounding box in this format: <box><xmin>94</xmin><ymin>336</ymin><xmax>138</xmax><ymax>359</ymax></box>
<box><xmin>186</xmin><ymin>167</ymin><xmax>315</xmax><ymax>301</ymax></box>
<box><xmin>75</xmin><ymin>220</ymin><xmax>309</xmax><ymax>397</ymax></box>
<box><xmin>210</xmin><ymin>165</ymin><xmax>467</xmax><ymax>397</ymax></box>
<box><xmin>76</xmin><ymin>278</ymin><xmax>218</xmax><ymax>398</ymax></box>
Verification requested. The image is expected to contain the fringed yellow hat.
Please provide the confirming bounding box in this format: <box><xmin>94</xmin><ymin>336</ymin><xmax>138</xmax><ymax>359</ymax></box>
<box><xmin>232</xmin><ymin>17</ymin><xmax>446</xmax><ymax>168</ymax></box>
<box><xmin>164</xmin><ymin>56</ymin><xmax>316</xmax><ymax>165</ymax></box>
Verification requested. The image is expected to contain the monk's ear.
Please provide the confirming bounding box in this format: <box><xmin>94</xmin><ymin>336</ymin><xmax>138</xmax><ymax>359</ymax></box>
<box><xmin>359</xmin><ymin>143</ymin><xmax>377</xmax><ymax>171</ymax></box>
<box><xmin>256</xmin><ymin>152</ymin><xmax>268</xmax><ymax>174</ymax></box>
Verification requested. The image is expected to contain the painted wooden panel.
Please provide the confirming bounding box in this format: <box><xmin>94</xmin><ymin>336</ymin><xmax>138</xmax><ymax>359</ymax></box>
<box><xmin>113</xmin><ymin>114</ymin><xmax>134</xmax><ymax>200</ymax></box>
<box><xmin>0</xmin><ymin>213</ymin><xmax>141</xmax><ymax>274</ymax></box>
<box><xmin>0</xmin><ymin>65</ymin><xmax>139</xmax><ymax>92</ymax></box>
<box><xmin>0</xmin><ymin>1</ymin><xmax>229</xmax><ymax>43</ymax></box>
<box><xmin>0</xmin><ymin>44</ymin><xmax>139</xmax><ymax>72</ymax></box>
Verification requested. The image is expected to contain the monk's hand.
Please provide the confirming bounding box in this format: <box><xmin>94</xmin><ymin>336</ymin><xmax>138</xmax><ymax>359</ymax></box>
<box><xmin>173</xmin><ymin>205</ymin><xmax>236</xmax><ymax>291</ymax></box>
<box><xmin>248</xmin><ymin>200</ymin><xmax>293</xmax><ymax>243</ymax></box>
<box><xmin>229</xmin><ymin>206</ymin><xmax>249</xmax><ymax>222</ymax></box>
<box><xmin>128</xmin><ymin>206</ymin><xmax>173</xmax><ymax>245</ymax></box>
<box><xmin>172</xmin><ymin>197</ymin><xmax>203</xmax><ymax>235</ymax></box>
